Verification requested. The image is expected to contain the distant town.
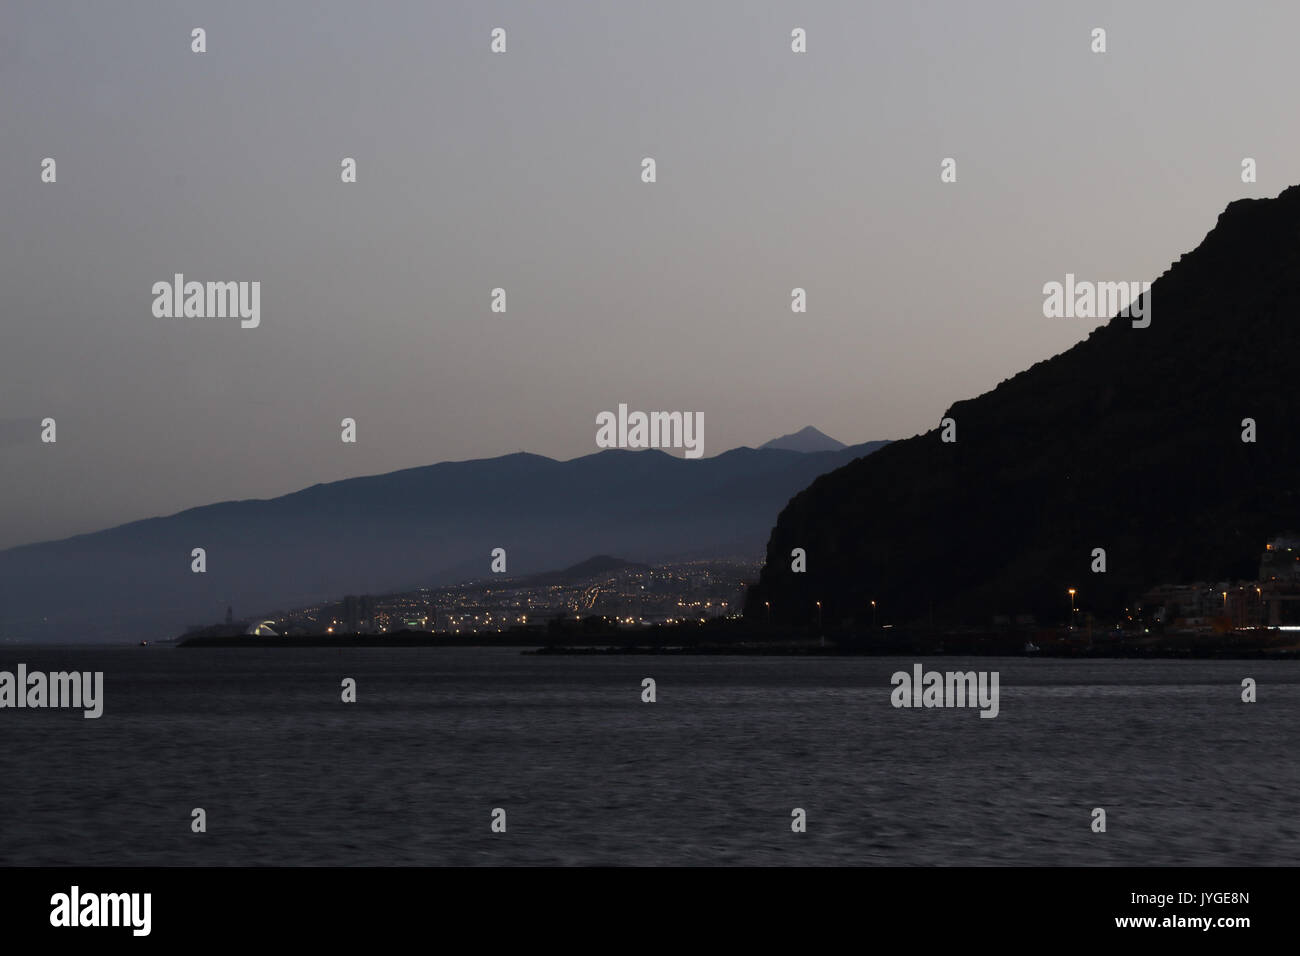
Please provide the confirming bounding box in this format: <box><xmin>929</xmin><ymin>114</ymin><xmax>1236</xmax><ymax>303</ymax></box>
<box><xmin>178</xmin><ymin>555</ymin><xmax>758</xmax><ymax>642</ymax></box>
<box><xmin>173</xmin><ymin>536</ymin><xmax>1300</xmax><ymax>657</ymax></box>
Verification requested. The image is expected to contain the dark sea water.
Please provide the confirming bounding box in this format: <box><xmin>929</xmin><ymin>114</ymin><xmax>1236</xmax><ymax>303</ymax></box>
<box><xmin>0</xmin><ymin>647</ymin><xmax>1296</xmax><ymax>866</ymax></box>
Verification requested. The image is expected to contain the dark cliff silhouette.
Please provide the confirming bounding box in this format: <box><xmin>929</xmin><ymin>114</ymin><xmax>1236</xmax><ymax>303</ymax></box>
<box><xmin>746</xmin><ymin>187</ymin><xmax>1300</xmax><ymax>628</ymax></box>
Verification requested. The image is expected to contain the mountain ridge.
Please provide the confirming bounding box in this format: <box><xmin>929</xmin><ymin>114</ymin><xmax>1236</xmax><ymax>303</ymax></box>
<box><xmin>760</xmin><ymin>426</ymin><xmax>846</xmax><ymax>452</ymax></box>
<box><xmin>0</xmin><ymin>440</ymin><xmax>889</xmax><ymax>642</ymax></box>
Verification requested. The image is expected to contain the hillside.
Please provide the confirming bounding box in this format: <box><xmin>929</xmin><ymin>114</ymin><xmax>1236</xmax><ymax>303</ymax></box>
<box><xmin>746</xmin><ymin>187</ymin><xmax>1300</xmax><ymax>627</ymax></box>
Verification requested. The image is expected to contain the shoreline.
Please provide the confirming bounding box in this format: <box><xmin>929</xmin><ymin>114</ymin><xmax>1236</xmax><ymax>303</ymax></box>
<box><xmin>171</xmin><ymin>631</ymin><xmax>1300</xmax><ymax>659</ymax></box>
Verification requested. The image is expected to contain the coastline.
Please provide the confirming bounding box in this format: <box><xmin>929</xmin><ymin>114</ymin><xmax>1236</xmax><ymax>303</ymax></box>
<box><xmin>173</xmin><ymin>627</ymin><xmax>1300</xmax><ymax>658</ymax></box>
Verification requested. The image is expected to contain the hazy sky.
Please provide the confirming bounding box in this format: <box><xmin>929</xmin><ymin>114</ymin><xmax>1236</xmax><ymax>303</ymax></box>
<box><xmin>2</xmin><ymin>0</ymin><xmax>1296</xmax><ymax>549</ymax></box>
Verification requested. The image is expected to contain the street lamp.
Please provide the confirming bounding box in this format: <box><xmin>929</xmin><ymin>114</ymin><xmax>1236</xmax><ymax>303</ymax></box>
<box><xmin>816</xmin><ymin>600</ymin><xmax>822</xmax><ymax>629</ymax></box>
<box><xmin>765</xmin><ymin>600</ymin><xmax>771</xmax><ymax>626</ymax></box>
<box><xmin>871</xmin><ymin>599</ymin><xmax>877</xmax><ymax>629</ymax></box>
<box><xmin>1067</xmin><ymin>589</ymin><xmax>1076</xmax><ymax>629</ymax></box>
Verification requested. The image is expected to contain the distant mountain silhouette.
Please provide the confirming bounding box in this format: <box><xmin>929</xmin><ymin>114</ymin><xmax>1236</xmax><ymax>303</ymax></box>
<box><xmin>0</xmin><ymin>442</ymin><xmax>886</xmax><ymax>642</ymax></box>
<box><xmin>760</xmin><ymin>426</ymin><xmax>847</xmax><ymax>452</ymax></box>
<box><xmin>746</xmin><ymin>187</ymin><xmax>1300</xmax><ymax>628</ymax></box>
<box><xmin>514</xmin><ymin>555</ymin><xmax>651</xmax><ymax>588</ymax></box>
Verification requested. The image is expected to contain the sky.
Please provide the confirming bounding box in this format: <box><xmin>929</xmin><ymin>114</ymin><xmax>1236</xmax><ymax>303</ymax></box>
<box><xmin>2</xmin><ymin>0</ymin><xmax>1297</xmax><ymax>549</ymax></box>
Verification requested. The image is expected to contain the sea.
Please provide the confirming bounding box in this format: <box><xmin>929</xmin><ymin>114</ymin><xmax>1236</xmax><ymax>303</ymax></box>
<box><xmin>1</xmin><ymin>647</ymin><xmax>1295</xmax><ymax>866</ymax></box>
